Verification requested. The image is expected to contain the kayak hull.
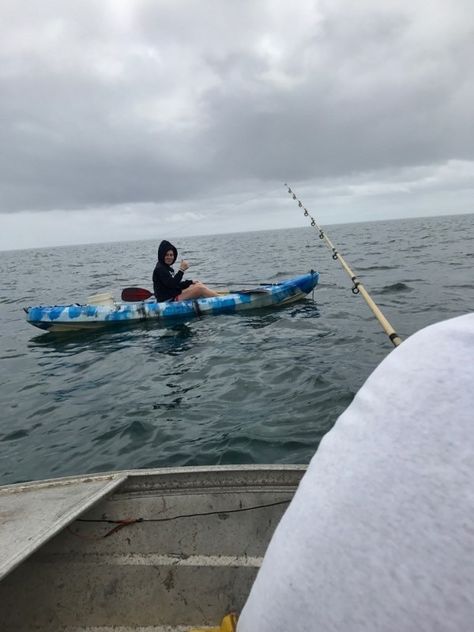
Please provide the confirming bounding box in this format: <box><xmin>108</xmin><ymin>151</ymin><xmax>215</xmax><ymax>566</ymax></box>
<box><xmin>25</xmin><ymin>271</ymin><xmax>319</xmax><ymax>332</ymax></box>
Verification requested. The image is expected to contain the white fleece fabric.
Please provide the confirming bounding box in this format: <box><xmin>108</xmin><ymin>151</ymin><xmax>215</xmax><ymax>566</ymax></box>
<box><xmin>238</xmin><ymin>313</ymin><xmax>474</xmax><ymax>632</ymax></box>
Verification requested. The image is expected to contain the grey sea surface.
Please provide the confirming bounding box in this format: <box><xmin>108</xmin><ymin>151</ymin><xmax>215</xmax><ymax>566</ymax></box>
<box><xmin>1</xmin><ymin>214</ymin><xmax>473</xmax><ymax>485</ymax></box>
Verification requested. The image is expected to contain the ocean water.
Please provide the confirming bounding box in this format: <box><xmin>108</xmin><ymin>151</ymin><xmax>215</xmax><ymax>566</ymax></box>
<box><xmin>1</xmin><ymin>214</ymin><xmax>473</xmax><ymax>486</ymax></box>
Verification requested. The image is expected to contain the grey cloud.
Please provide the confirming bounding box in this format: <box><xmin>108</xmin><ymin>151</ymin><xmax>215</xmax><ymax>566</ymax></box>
<box><xmin>0</xmin><ymin>0</ymin><xmax>473</xmax><ymax>217</ymax></box>
<box><xmin>201</xmin><ymin>4</ymin><xmax>474</xmax><ymax>179</ymax></box>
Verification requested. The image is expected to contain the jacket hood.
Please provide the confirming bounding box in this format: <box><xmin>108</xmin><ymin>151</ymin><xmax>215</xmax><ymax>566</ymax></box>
<box><xmin>157</xmin><ymin>240</ymin><xmax>178</xmax><ymax>265</ymax></box>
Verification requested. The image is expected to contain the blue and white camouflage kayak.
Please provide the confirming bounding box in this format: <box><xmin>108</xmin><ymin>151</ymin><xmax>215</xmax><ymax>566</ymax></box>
<box><xmin>24</xmin><ymin>271</ymin><xmax>319</xmax><ymax>332</ymax></box>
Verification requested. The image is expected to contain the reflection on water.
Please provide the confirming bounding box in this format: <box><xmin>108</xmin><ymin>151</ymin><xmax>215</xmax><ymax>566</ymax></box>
<box><xmin>28</xmin><ymin>321</ymin><xmax>195</xmax><ymax>355</ymax></box>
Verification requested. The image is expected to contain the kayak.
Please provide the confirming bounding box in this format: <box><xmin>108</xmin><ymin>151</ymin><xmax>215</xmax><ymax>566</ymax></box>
<box><xmin>24</xmin><ymin>271</ymin><xmax>319</xmax><ymax>332</ymax></box>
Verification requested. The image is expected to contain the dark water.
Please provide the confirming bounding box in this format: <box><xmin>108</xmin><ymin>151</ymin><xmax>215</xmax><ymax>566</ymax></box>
<box><xmin>1</xmin><ymin>214</ymin><xmax>473</xmax><ymax>485</ymax></box>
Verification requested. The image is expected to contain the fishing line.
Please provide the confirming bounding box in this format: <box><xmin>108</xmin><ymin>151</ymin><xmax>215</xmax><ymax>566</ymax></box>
<box><xmin>285</xmin><ymin>184</ymin><xmax>402</xmax><ymax>347</ymax></box>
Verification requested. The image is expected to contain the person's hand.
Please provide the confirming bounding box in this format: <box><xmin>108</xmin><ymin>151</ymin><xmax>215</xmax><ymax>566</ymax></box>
<box><xmin>179</xmin><ymin>260</ymin><xmax>189</xmax><ymax>272</ymax></box>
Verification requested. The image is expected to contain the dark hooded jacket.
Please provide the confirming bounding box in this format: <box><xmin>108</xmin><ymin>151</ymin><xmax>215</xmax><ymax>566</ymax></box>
<box><xmin>152</xmin><ymin>240</ymin><xmax>193</xmax><ymax>301</ymax></box>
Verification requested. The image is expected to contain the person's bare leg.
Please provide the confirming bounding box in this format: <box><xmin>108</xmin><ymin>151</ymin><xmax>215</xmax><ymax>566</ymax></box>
<box><xmin>177</xmin><ymin>283</ymin><xmax>218</xmax><ymax>300</ymax></box>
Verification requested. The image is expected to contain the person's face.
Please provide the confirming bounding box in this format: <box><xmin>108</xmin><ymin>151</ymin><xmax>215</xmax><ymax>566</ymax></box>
<box><xmin>164</xmin><ymin>249</ymin><xmax>175</xmax><ymax>265</ymax></box>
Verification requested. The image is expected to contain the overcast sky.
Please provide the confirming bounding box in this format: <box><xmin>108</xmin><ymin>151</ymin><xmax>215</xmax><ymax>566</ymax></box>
<box><xmin>0</xmin><ymin>0</ymin><xmax>473</xmax><ymax>250</ymax></box>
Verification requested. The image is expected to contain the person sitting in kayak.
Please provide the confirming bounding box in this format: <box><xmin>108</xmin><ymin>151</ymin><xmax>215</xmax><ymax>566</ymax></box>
<box><xmin>152</xmin><ymin>240</ymin><xmax>219</xmax><ymax>302</ymax></box>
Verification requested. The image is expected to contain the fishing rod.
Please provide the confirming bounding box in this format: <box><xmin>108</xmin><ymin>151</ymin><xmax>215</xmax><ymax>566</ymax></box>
<box><xmin>285</xmin><ymin>184</ymin><xmax>402</xmax><ymax>347</ymax></box>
